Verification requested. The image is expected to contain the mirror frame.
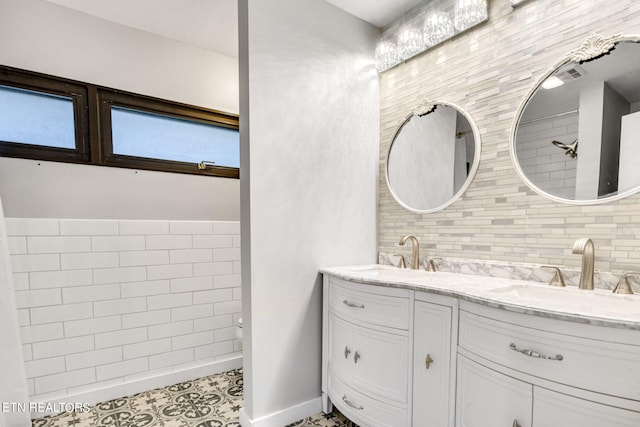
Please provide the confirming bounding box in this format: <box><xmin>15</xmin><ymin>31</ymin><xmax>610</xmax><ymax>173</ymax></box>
<box><xmin>510</xmin><ymin>33</ymin><xmax>640</xmax><ymax>205</ymax></box>
<box><xmin>385</xmin><ymin>100</ymin><xmax>482</xmax><ymax>213</ymax></box>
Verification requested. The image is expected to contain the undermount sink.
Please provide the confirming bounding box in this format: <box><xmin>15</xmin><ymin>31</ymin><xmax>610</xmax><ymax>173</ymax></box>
<box><xmin>489</xmin><ymin>284</ymin><xmax>640</xmax><ymax>313</ymax></box>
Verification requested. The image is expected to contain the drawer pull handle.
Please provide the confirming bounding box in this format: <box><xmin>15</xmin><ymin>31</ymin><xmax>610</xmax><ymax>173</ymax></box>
<box><xmin>354</xmin><ymin>351</ymin><xmax>361</xmax><ymax>364</ymax></box>
<box><xmin>344</xmin><ymin>346</ymin><xmax>351</xmax><ymax>359</ymax></box>
<box><xmin>343</xmin><ymin>300</ymin><xmax>365</xmax><ymax>309</ymax></box>
<box><xmin>513</xmin><ymin>421</ymin><xmax>521</xmax><ymax>427</ymax></box>
<box><xmin>342</xmin><ymin>395</ymin><xmax>363</xmax><ymax>410</ymax></box>
<box><xmin>425</xmin><ymin>354</ymin><xmax>434</xmax><ymax>369</ymax></box>
<box><xmin>510</xmin><ymin>343</ymin><xmax>563</xmax><ymax>361</ymax></box>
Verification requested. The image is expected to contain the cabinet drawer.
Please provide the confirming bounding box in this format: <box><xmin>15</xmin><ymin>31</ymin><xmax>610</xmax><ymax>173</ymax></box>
<box><xmin>534</xmin><ymin>387</ymin><xmax>640</xmax><ymax>426</ymax></box>
<box><xmin>459</xmin><ymin>308</ymin><xmax>640</xmax><ymax>401</ymax></box>
<box><xmin>329</xmin><ymin>371</ymin><xmax>408</xmax><ymax>427</ymax></box>
<box><xmin>329</xmin><ymin>313</ymin><xmax>409</xmax><ymax>403</ymax></box>
<box><xmin>456</xmin><ymin>355</ymin><xmax>532</xmax><ymax>427</ymax></box>
<box><xmin>329</xmin><ymin>277</ymin><xmax>409</xmax><ymax>330</ymax></box>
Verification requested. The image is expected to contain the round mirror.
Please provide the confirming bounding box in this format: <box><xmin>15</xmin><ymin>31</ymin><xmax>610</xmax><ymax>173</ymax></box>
<box><xmin>386</xmin><ymin>101</ymin><xmax>481</xmax><ymax>213</ymax></box>
<box><xmin>511</xmin><ymin>34</ymin><xmax>640</xmax><ymax>204</ymax></box>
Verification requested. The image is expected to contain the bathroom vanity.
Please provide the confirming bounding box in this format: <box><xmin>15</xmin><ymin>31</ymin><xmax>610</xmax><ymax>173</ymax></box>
<box><xmin>321</xmin><ymin>265</ymin><xmax>640</xmax><ymax>427</ymax></box>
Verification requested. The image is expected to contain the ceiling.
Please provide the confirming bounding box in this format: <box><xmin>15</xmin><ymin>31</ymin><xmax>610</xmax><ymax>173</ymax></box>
<box><xmin>41</xmin><ymin>0</ymin><xmax>420</xmax><ymax>58</ymax></box>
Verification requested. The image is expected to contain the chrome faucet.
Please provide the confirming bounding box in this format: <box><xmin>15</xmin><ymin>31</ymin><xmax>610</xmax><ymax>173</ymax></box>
<box><xmin>572</xmin><ymin>238</ymin><xmax>594</xmax><ymax>290</ymax></box>
<box><xmin>399</xmin><ymin>235</ymin><xmax>420</xmax><ymax>269</ymax></box>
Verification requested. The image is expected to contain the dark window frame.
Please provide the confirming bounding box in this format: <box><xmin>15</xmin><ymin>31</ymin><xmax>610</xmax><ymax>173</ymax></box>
<box><xmin>0</xmin><ymin>67</ymin><xmax>90</xmax><ymax>164</ymax></box>
<box><xmin>0</xmin><ymin>66</ymin><xmax>239</xmax><ymax>179</ymax></box>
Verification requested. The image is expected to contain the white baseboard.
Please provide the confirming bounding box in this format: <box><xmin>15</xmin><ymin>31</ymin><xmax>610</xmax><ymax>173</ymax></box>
<box><xmin>31</xmin><ymin>355</ymin><xmax>243</xmax><ymax>419</ymax></box>
<box><xmin>239</xmin><ymin>397</ymin><xmax>322</xmax><ymax>427</ymax></box>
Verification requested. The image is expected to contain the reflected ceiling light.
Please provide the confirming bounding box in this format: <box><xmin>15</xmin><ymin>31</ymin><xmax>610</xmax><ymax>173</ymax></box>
<box><xmin>424</xmin><ymin>12</ymin><xmax>455</xmax><ymax>48</ymax></box>
<box><xmin>375</xmin><ymin>41</ymin><xmax>399</xmax><ymax>72</ymax></box>
<box><xmin>397</xmin><ymin>27</ymin><xmax>425</xmax><ymax>61</ymax></box>
<box><xmin>541</xmin><ymin>76</ymin><xmax>564</xmax><ymax>89</ymax></box>
<box><xmin>454</xmin><ymin>0</ymin><xmax>488</xmax><ymax>31</ymax></box>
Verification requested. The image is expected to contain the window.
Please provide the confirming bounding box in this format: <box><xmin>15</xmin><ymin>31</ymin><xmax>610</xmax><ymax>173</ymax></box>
<box><xmin>0</xmin><ymin>66</ymin><xmax>239</xmax><ymax>178</ymax></box>
<box><xmin>0</xmin><ymin>68</ymin><xmax>90</xmax><ymax>163</ymax></box>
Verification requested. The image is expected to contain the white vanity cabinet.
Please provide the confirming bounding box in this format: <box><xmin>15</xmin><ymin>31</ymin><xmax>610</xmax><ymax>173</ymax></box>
<box><xmin>323</xmin><ymin>276</ymin><xmax>412</xmax><ymax>427</ymax></box>
<box><xmin>322</xmin><ymin>274</ymin><xmax>458</xmax><ymax>427</ymax></box>
<box><xmin>457</xmin><ymin>301</ymin><xmax>640</xmax><ymax>427</ymax></box>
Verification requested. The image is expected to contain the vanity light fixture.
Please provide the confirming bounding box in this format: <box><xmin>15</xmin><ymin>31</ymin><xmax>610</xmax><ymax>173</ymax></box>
<box><xmin>375</xmin><ymin>41</ymin><xmax>399</xmax><ymax>72</ymax></box>
<box><xmin>397</xmin><ymin>27</ymin><xmax>425</xmax><ymax>61</ymax></box>
<box><xmin>541</xmin><ymin>76</ymin><xmax>564</xmax><ymax>89</ymax></box>
<box><xmin>374</xmin><ymin>0</ymin><xmax>488</xmax><ymax>72</ymax></box>
<box><xmin>454</xmin><ymin>0</ymin><xmax>488</xmax><ymax>31</ymax></box>
<box><xmin>424</xmin><ymin>12</ymin><xmax>455</xmax><ymax>48</ymax></box>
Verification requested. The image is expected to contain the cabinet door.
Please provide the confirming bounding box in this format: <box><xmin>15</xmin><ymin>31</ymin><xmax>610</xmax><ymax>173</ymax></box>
<box><xmin>533</xmin><ymin>387</ymin><xmax>640</xmax><ymax>426</ymax></box>
<box><xmin>456</xmin><ymin>355</ymin><xmax>532</xmax><ymax>427</ymax></box>
<box><xmin>413</xmin><ymin>300</ymin><xmax>453</xmax><ymax>427</ymax></box>
<box><xmin>329</xmin><ymin>313</ymin><xmax>409</xmax><ymax>403</ymax></box>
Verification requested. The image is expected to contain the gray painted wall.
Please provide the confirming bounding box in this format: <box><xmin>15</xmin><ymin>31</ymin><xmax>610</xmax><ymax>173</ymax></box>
<box><xmin>239</xmin><ymin>0</ymin><xmax>379</xmax><ymax>424</ymax></box>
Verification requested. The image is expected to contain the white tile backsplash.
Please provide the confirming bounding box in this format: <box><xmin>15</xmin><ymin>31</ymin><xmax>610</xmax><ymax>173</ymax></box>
<box><xmin>171</xmin><ymin>303</ymin><xmax>214</xmax><ymax>322</ymax></box>
<box><xmin>61</xmin><ymin>252</ymin><xmax>119</xmax><ymax>270</ymax></box>
<box><xmin>148</xmin><ymin>349</ymin><xmax>194</xmax><ymax>370</ymax></box>
<box><xmin>59</xmin><ymin>219</ymin><xmax>119</xmax><ymax>236</ymax></box>
<box><xmin>91</xmin><ymin>236</ymin><xmax>146</xmax><ymax>252</ymax></box>
<box><xmin>27</xmin><ymin>236</ymin><xmax>91</xmax><ymax>254</ymax></box>
<box><xmin>170</xmin><ymin>276</ymin><xmax>213</xmax><ymax>293</ymax></box>
<box><xmin>8</xmin><ymin>218</ymin><xmax>241</xmax><ymax>400</ymax></box>
<box><xmin>29</xmin><ymin>269</ymin><xmax>93</xmax><ymax>289</ymax></box>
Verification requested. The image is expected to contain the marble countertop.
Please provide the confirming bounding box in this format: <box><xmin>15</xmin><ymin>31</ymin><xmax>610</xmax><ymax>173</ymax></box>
<box><xmin>320</xmin><ymin>264</ymin><xmax>640</xmax><ymax>330</ymax></box>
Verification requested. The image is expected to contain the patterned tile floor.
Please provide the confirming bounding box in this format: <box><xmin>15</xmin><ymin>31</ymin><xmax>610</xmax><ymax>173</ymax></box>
<box><xmin>32</xmin><ymin>369</ymin><xmax>356</xmax><ymax>427</ymax></box>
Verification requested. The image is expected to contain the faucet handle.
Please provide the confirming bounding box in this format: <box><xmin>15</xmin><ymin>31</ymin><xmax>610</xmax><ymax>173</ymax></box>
<box><xmin>613</xmin><ymin>272</ymin><xmax>640</xmax><ymax>294</ymax></box>
<box><xmin>541</xmin><ymin>266</ymin><xmax>566</xmax><ymax>287</ymax></box>
<box><xmin>424</xmin><ymin>257</ymin><xmax>439</xmax><ymax>272</ymax></box>
<box><xmin>393</xmin><ymin>254</ymin><xmax>407</xmax><ymax>269</ymax></box>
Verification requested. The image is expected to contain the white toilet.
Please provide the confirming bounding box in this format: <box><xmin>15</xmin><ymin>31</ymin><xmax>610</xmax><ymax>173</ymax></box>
<box><xmin>236</xmin><ymin>318</ymin><xmax>243</xmax><ymax>343</ymax></box>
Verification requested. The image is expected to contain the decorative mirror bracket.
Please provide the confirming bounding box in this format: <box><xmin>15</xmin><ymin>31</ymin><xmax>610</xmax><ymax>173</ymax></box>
<box><xmin>568</xmin><ymin>33</ymin><xmax>622</xmax><ymax>64</ymax></box>
<box><xmin>411</xmin><ymin>101</ymin><xmax>437</xmax><ymax>117</ymax></box>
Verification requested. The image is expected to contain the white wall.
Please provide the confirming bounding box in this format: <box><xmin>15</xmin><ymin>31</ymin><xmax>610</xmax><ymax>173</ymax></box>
<box><xmin>0</xmin><ymin>200</ymin><xmax>30</xmax><ymax>427</ymax></box>
<box><xmin>239</xmin><ymin>0</ymin><xmax>379</xmax><ymax>425</ymax></box>
<box><xmin>0</xmin><ymin>0</ymin><xmax>240</xmax><ymax>220</ymax></box>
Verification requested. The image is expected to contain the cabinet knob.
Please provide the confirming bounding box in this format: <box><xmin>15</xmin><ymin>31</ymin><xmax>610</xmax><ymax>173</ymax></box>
<box><xmin>512</xmin><ymin>420</ymin><xmax>521</xmax><ymax>427</ymax></box>
<box><xmin>354</xmin><ymin>351</ymin><xmax>361</xmax><ymax>364</ymax></box>
<box><xmin>425</xmin><ymin>354</ymin><xmax>434</xmax><ymax>369</ymax></box>
<box><xmin>344</xmin><ymin>346</ymin><xmax>351</xmax><ymax>359</ymax></box>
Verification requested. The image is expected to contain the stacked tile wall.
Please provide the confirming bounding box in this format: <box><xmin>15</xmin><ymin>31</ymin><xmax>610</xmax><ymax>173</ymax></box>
<box><xmin>6</xmin><ymin>218</ymin><xmax>241</xmax><ymax>401</ymax></box>
<box><xmin>379</xmin><ymin>0</ymin><xmax>640</xmax><ymax>273</ymax></box>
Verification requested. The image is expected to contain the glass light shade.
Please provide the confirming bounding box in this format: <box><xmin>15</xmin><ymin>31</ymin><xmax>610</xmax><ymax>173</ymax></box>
<box><xmin>397</xmin><ymin>27</ymin><xmax>424</xmax><ymax>61</ymax></box>
<box><xmin>423</xmin><ymin>12</ymin><xmax>455</xmax><ymax>48</ymax></box>
<box><xmin>375</xmin><ymin>41</ymin><xmax>399</xmax><ymax>71</ymax></box>
<box><xmin>454</xmin><ymin>0</ymin><xmax>488</xmax><ymax>31</ymax></box>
